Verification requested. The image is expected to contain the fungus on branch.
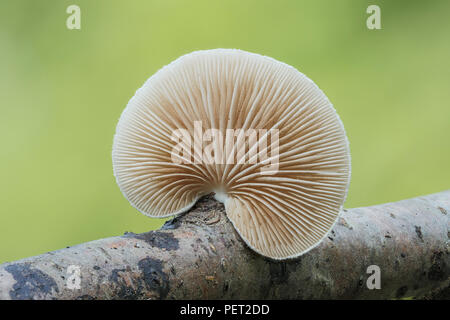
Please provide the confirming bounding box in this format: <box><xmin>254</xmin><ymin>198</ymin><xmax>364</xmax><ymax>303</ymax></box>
<box><xmin>112</xmin><ymin>49</ymin><xmax>351</xmax><ymax>259</ymax></box>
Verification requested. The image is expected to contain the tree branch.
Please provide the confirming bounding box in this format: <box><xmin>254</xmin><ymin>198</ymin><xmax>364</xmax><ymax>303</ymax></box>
<box><xmin>0</xmin><ymin>191</ymin><xmax>449</xmax><ymax>300</ymax></box>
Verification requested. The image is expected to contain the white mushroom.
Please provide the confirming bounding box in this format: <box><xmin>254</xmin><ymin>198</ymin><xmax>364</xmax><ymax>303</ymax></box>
<box><xmin>112</xmin><ymin>49</ymin><xmax>351</xmax><ymax>259</ymax></box>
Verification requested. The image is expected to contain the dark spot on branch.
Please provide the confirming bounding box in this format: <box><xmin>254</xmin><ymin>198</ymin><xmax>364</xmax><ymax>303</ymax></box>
<box><xmin>138</xmin><ymin>257</ymin><xmax>170</xmax><ymax>299</ymax></box>
<box><xmin>223</xmin><ymin>280</ymin><xmax>229</xmax><ymax>293</ymax></box>
<box><xmin>109</xmin><ymin>258</ymin><xmax>170</xmax><ymax>300</ymax></box>
<box><xmin>5</xmin><ymin>263</ymin><xmax>58</xmax><ymax>300</ymax></box>
<box><xmin>161</xmin><ymin>216</ymin><xmax>182</xmax><ymax>230</ymax></box>
<box><xmin>109</xmin><ymin>268</ymin><xmax>126</xmax><ymax>283</ymax></box>
<box><xmin>415</xmin><ymin>226</ymin><xmax>423</xmax><ymax>242</ymax></box>
<box><xmin>358</xmin><ymin>276</ymin><xmax>364</xmax><ymax>287</ymax></box>
<box><xmin>128</xmin><ymin>231</ymin><xmax>179</xmax><ymax>251</ymax></box>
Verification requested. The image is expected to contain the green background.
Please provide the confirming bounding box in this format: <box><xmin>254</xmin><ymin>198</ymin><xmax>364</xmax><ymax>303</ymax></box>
<box><xmin>1</xmin><ymin>0</ymin><xmax>449</xmax><ymax>263</ymax></box>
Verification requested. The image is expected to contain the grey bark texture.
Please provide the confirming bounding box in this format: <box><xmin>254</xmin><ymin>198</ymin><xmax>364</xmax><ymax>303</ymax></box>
<box><xmin>0</xmin><ymin>191</ymin><xmax>449</xmax><ymax>300</ymax></box>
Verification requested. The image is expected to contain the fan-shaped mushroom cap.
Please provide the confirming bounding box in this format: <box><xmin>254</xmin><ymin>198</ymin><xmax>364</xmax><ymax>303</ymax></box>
<box><xmin>112</xmin><ymin>49</ymin><xmax>351</xmax><ymax>259</ymax></box>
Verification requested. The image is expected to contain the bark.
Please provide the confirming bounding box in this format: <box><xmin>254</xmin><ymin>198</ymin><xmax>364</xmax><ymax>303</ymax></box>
<box><xmin>0</xmin><ymin>191</ymin><xmax>449</xmax><ymax>300</ymax></box>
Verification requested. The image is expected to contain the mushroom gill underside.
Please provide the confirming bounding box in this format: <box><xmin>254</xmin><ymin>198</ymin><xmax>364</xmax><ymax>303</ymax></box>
<box><xmin>112</xmin><ymin>49</ymin><xmax>351</xmax><ymax>259</ymax></box>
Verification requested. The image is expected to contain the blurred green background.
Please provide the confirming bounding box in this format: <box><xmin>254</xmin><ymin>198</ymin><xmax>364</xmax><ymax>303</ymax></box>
<box><xmin>0</xmin><ymin>0</ymin><xmax>449</xmax><ymax>263</ymax></box>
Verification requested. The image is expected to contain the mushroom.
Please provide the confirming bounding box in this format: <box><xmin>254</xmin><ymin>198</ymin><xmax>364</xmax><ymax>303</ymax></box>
<box><xmin>112</xmin><ymin>49</ymin><xmax>351</xmax><ymax>259</ymax></box>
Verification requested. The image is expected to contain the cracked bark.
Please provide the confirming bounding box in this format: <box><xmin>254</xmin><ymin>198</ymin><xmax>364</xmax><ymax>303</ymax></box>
<box><xmin>0</xmin><ymin>191</ymin><xmax>448</xmax><ymax>300</ymax></box>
